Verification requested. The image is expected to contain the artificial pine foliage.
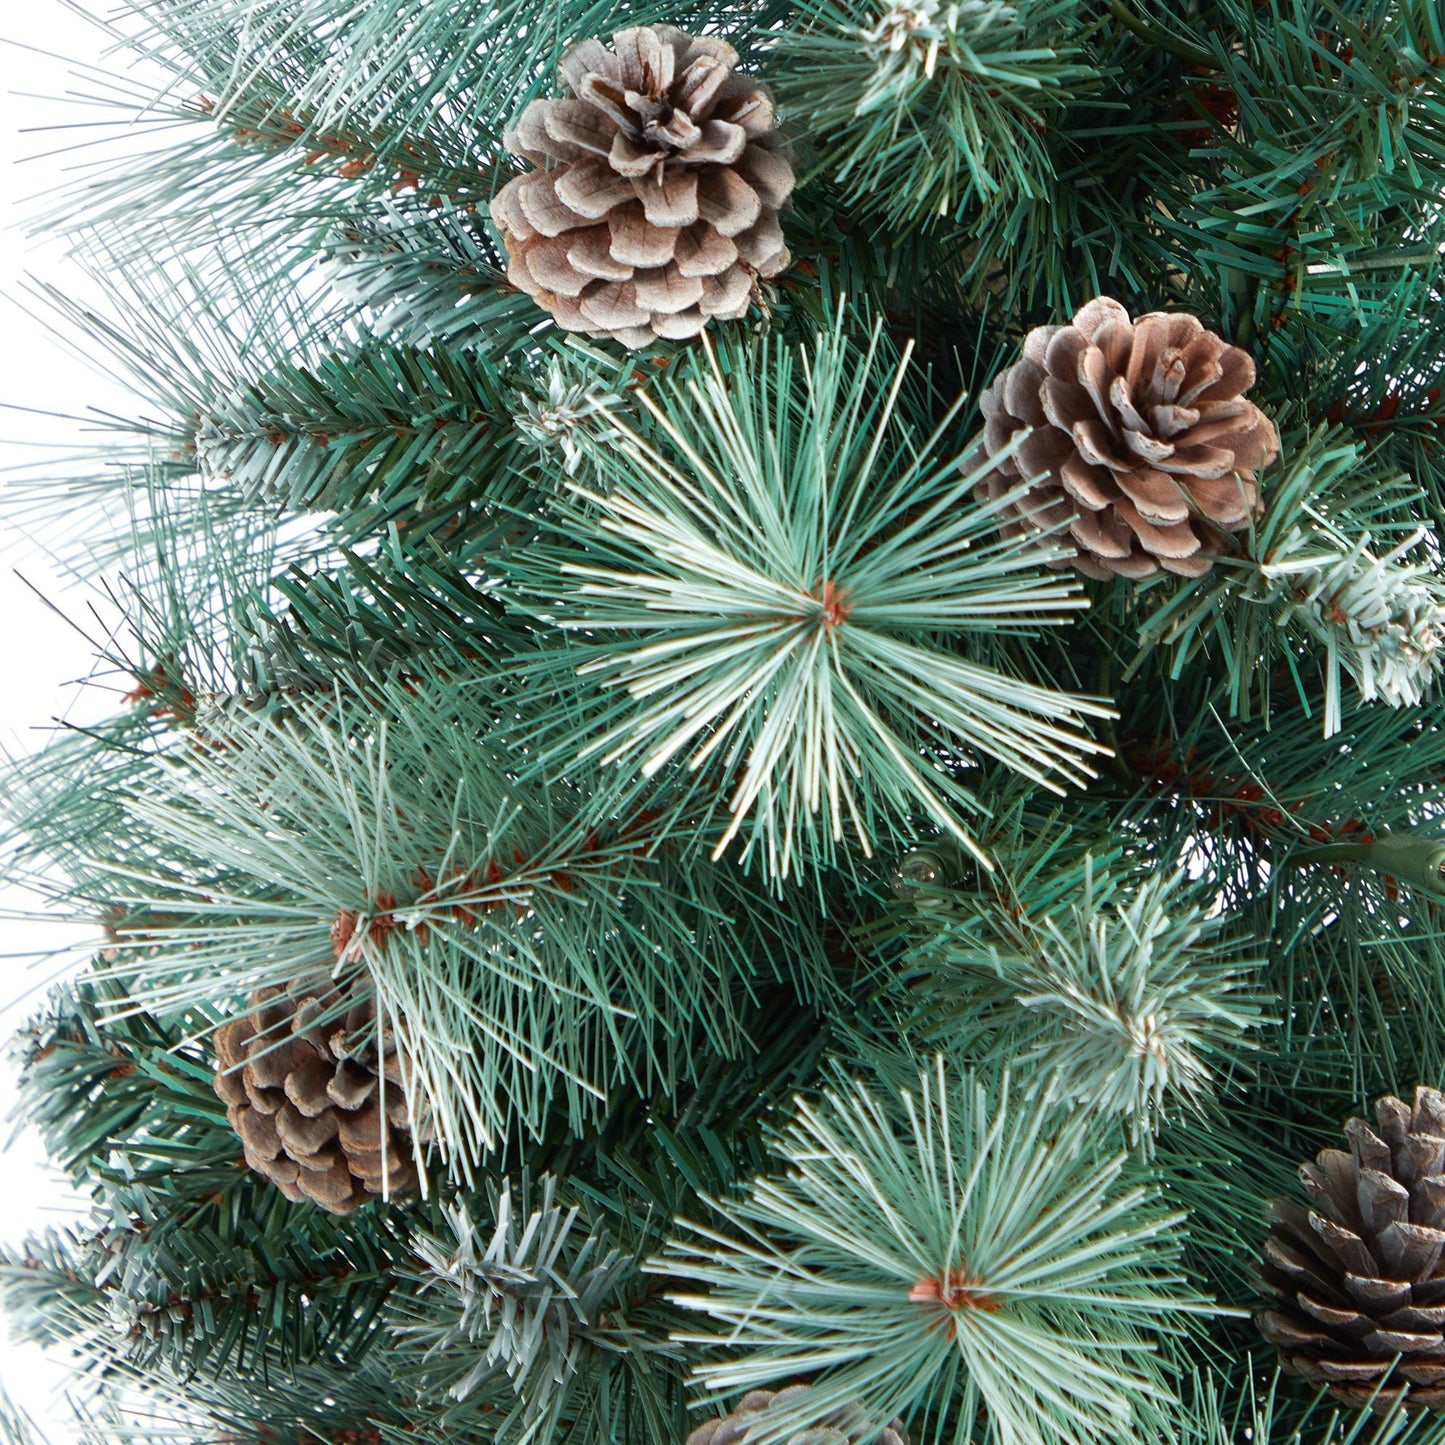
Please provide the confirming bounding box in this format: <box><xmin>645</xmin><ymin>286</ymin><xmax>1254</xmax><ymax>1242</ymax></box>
<box><xmin>3</xmin><ymin>1</ymin><xmax>1445</xmax><ymax>1444</ymax></box>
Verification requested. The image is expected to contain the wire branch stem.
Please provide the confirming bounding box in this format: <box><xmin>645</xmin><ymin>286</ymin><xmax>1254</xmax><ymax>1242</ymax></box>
<box><xmin>1104</xmin><ymin>0</ymin><xmax>1217</xmax><ymax>70</ymax></box>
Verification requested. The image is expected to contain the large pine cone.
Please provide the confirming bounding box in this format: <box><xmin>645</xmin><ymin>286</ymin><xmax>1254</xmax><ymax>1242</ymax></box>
<box><xmin>972</xmin><ymin>297</ymin><xmax>1278</xmax><ymax>579</ymax></box>
<box><xmin>686</xmin><ymin>1386</ymin><xmax>909</xmax><ymax>1445</ymax></box>
<box><xmin>212</xmin><ymin>983</ymin><xmax>419</xmax><ymax>1214</ymax></box>
<box><xmin>1258</xmin><ymin>1087</ymin><xmax>1445</xmax><ymax>1411</ymax></box>
<box><xmin>490</xmin><ymin>26</ymin><xmax>794</xmax><ymax>348</ymax></box>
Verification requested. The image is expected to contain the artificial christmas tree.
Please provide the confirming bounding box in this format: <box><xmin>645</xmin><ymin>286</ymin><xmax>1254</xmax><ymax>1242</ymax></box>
<box><xmin>1</xmin><ymin>2</ymin><xmax>1445</xmax><ymax>1445</ymax></box>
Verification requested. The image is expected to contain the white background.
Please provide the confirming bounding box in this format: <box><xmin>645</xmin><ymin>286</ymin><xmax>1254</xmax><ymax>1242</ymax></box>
<box><xmin>0</xmin><ymin>3</ymin><xmax>159</xmax><ymax>1436</ymax></box>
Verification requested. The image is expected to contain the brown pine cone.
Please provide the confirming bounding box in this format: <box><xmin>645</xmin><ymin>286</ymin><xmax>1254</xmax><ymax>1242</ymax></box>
<box><xmin>686</xmin><ymin>1386</ymin><xmax>909</xmax><ymax>1445</ymax></box>
<box><xmin>212</xmin><ymin>982</ymin><xmax>419</xmax><ymax>1214</ymax></box>
<box><xmin>1258</xmin><ymin>1086</ymin><xmax>1445</xmax><ymax>1412</ymax></box>
<box><xmin>489</xmin><ymin>25</ymin><xmax>794</xmax><ymax>348</ymax></box>
<box><xmin>972</xmin><ymin>297</ymin><xmax>1278</xmax><ymax>580</ymax></box>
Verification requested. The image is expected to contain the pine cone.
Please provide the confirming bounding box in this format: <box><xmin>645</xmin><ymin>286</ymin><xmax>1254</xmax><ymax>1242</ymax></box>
<box><xmin>686</xmin><ymin>1386</ymin><xmax>909</xmax><ymax>1445</ymax></box>
<box><xmin>972</xmin><ymin>297</ymin><xmax>1278</xmax><ymax>580</ymax></box>
<box><xmin>212</xmin><ymin>983</ymin><xmax>419</xmax><ymax>1214</ymax></box>
<box><xmin>489</xmin><ymin>26</ymin><xmax>794</xmax><ymax>348</ymax></box>
<box><xmin>1258</xmin><ymin>1086</ymin><xmax>1445</xmax><ymax>1411</ymax></box>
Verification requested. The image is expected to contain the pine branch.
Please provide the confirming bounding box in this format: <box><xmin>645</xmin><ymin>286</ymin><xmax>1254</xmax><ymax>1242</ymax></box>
<box><xmin>656</xmin><ymin>1058</ymin><xmax>1216</xmax><ymax>1445</ymax></box>
<box><xmin>79</xmin><ymin>671</ymin><xmax>828</xmax><ymax>1165</ymax></box>
<box><xmin>10</xmin><ymin>972</ymin><xmax>238</xmax><ymax>1200</ymax></box>
<box><xmin>319</xmin><ymin>206</ymin><xmax>541</xmax><ymax>354</ymax></box>
<box><xmin>389</xmin><ymin>1176</ymin><xmax>688</xmax><ymax>1445</ymax></box>
<box><xmin>892</xmin><ymin>859</ymin><xmax>1266</xmax><ymax>1139</ymax></box>
<box><xmin>508</xmin><ymin>314</ymin><xmax>1115</xmax><ymax>880</ymax></box>
<box><xmin>0</xmin><ymin>1215</ymin><xmax>409</xmax><ymax>1439</ymax></box>
<box><xmin>1132</xmin><ymin>422</ymin><xmax>1444</xmax><ymax>734</ymax></box>
<box><xmin>1147</xmin><ymin>1</ymin><xmax>1445</xmax><ymax>371</ymax></box>
<box><xmin>186</xmin><ymin>341</ymin><xmax>527</xmax><ymax>526</ymax></box>
<box><xmin>239</xmin><ymin>548</ymin><xmax>519</xmax><ymax>698</ymax></box>
<box><xmin>769</xmin><ymin>0</ymin><xmax>1098</xmax><ymax>233</ymax></box>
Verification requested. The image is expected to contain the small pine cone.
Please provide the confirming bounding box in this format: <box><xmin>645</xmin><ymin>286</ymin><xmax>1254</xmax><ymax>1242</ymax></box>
<box><xmin>972</xmin><ymin>297</ymin><xmax>1278</xmax><ymax>580</ymax></box>
<box><xmin>1258</xmin><ymin>1086</ymin><xmax>1445</xmax><ymax>1412</ymax></box>
<box><xmin>489</xmin><ymin>26</ymin><xmax>794</xmax><ymax>348</ymax></box>
<box><xmin>212</xmin><ymin>982</ymin><xmax>419</xmax><ymax>1215</ymax></box>
<box><xmin>686</xmin><ymin>1386</ymin><xmax>909</xmax><ymax>1445</ymax></box>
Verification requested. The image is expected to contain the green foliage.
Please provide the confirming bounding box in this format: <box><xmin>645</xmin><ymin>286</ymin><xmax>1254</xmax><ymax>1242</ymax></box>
<box><xmin>1133</xmin><ymin>423</ymin><xmax>1443</xmax><ymax>733</ymax></box>
<box><xmin>1176</xmin><ymin>1359</ymin><xmax>1445</xmax><ymax>1445</ymax></box>
<box><xmin>2</xmin><ymin>973</ymin><xmax>407</xmax><ymax>1428</ymax></box>
<box><xmin>322</xmin><ymin>204</ymin><xmax>545</xmax><ymax>353</ymax></box>
<box><xmin>238</xmin><ymin>545</ymin><xmax>520</xmax><ymax>696</ymax></box>
<box><xmin>10</xmin><ymin>973</ymin><xmax>238</xmax><ymax>1201</ymax></box>
<box><xmin>659</xmin><ymin>1059</ymin><xmax>1212</xmax><ymax>1445</ymax></box>
<box><xmin>188</xmin><ymin>342</ymin><xmax>523</xmax><ymax>520</ymax></box>
<box><xmin>0</xmin><ymin>1392</ymin><xmax>197</xmax><ymax>1445</ymax></box>
<box><xmin>74</xmin><ymin>670</ymin><xmax>824</xmax><ymax>1164</ymax></box>
<box><xmin>1152</xmin><ymin>0</ymin><xmax>1445</xmax><ymax>363</ymax></box>
<box><xmin>509</xmin><ymin>317</ymin><xmax>1113</xmax><ymax>879</ymax></box>
<box><xmin>892</xmin><ymin>860</ymin><xmax>1266</xmax><ymax>1138</ymax></box>
<box><xmin>771</xmin><ymin>0</ymin><xmax>1096</xmax><ymax>232</ymax></box>
<box><xmin>392</xmin><ymin>1177</ymin><xmax>688</xmax><ymax>1445</ymax></box>
<box><xmin>6</xmin><ymin>0</ymin><xmax>1445</xmax><ymax>1442</ymax></box>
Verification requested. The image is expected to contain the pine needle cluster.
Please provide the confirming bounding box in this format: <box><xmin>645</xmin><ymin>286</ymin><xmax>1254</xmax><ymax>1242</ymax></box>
<box><xmin>509</xmin><ymin>318</ymin><xmax>1113</xmax><ymax>878</ymax></box>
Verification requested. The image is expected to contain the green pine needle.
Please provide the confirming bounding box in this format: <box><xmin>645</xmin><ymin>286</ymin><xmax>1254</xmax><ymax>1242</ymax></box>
<box><xmin>897</xmin><ymin>861</ymin><xmax>1267</xmax><ymax>1138</ymax></box>
<box><xmin>655</xmin><ymin>1058</ymin><xmax>1216</xmax><ymax>1445</ymax></box>
<box><xmin>510</xmin><ymin>315</ymin><xmax>1115</xmax><ymax>879</ymax></box>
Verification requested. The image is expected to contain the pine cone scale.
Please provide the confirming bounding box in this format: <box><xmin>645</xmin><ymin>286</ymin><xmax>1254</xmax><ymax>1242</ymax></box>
<box><xmin>686</xmin><ymin>1384</ymin><xmax>909</xmax><ymax>1445</ymax></box>
<box><xmin>635</xmin><ymin>171</ymin><xmax>698</xmax><ymax>227</ymax></box>
<box><xmin>515</xmin><ymin>174</ymin><xmax>592</xmax><ymax>234</ymax></box>
<box><xmin>609</xmin><ymin>206</ymin><xmax>677</xmax><ymax>265</ymax></box>
<box><xmin>1296</xmin><ymin>1293</ymin><xmax>1363</xmax><ymax>1330</ymax></box>
<box><xmin>1115</xmin><ymin>469</ymin><xmax>1197</xmax><ymax>525</ymax></box>
<box><xmin>635</xmin><ymin>268</ymin><xmax>702</xmax><ymax>312</ymax></box>
<box><xmin>1113</xmin><ymin>497</ymin><xmax>1202</xmax><ymax>559</ymax></box>
<box><xmin>1069</xmin><ymin>507</ymin><xmax>1132</xmax><ymax>561</ymax></box>
<box><xmin>284</xmin><ymin>1053</ymin><xmax>336</xmax><ymax>1115</ymax></box>
<box><xmin>233</xmin><ymin>1103</ymin><xmax>281</xmax><ymax>1160</ymax></box>
<box><xmin>543</xmin><ymin>100</ymin><xmax>617</xmax><ymax>157</ymax></box>
<box><xmin>1352</xmin><ymin>1276</ymin><xmax>1412</xmax><ymax>1309</ymax></box>
<box><xmin>242</xmin><ymin>1076</ymin><xmax>283</xmax><ymax>1115</ymax></box>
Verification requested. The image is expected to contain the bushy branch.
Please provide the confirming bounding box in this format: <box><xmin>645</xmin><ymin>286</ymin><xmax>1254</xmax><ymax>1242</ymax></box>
<box><xmin>1134</xmin><ymin>423</ymin><xmax>1440</xmax><ymax>733</ymax></box>
<box><xmin>771</xmin><ymin>0</ymin><xmax>1096</xmax><ymax>232</ymax></box>
<box><xmin>894</xmin><ymin>860</ymin><xmax>1266</xmax><ymax>1138</ymax></box>
<box><xmin>508</xmin><ymin>315</ymin><xmax>1114</xmax><ymax>879</ymax></box>
<box><xmin>657</xmin><ymin>1059</ymin><xmax>1213</xmax><ymax>1445</ymax></box>
<box><xmin>391</xmin><ymin>1176</ymin><xmax>687</xmax><ymax>1445</ymax></box>
<box><xmin>87</xmin><ymin>672</ymin><xmax>824</xmax><ymax>1165</ymax></box>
